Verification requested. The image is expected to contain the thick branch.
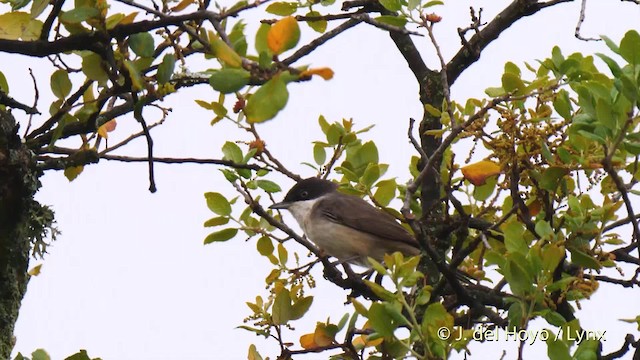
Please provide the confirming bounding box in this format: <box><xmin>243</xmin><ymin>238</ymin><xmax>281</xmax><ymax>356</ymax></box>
<box><xmin>446</xmin><ymin>0</ymin><xmax>574</xmax><ymax>84</ymax></box>
<box><xmin>0</xmin><ymin>11</ymin><xmax>217</xmax><ymax>58</ymax></box>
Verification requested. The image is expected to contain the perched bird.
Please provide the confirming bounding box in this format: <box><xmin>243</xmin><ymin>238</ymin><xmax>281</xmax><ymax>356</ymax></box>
<box><xmin>270</xmin><ymin>177</ymin><xmax>420</xmax><ymax>267</ymax></box>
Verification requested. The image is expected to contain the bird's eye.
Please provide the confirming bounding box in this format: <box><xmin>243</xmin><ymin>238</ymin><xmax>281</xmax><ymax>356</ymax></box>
<box><xmin>300</xmin><ymin>190</ymin><xmax>309</xmax><ymax>198</ymax></box>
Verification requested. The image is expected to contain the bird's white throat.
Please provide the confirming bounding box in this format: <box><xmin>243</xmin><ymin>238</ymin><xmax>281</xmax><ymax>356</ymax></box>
<box><xmin>285</xmin><ymin>197</ymin><xmax>321</xmax><ymax>233</ymax></box>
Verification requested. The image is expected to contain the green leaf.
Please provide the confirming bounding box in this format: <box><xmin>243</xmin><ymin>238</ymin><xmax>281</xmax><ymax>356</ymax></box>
<box><xmin>64</xmin><ymin>165</ymin><xmax>84</xmax><ymax>181</ymax></box>
<box><xmin>375</xmin><ymin>15</ymin><xmax>407</xmax><ymax>28</ymax></box>
<box><xmin>540</xmin><ymin>166</ymin><xmax>569</xmax><ymax>192</ymax></box>
<box><xmin>255</xmin><ymin>23</ymin><xmax>271</xmax><ymax>55</ymax></box>
<box><xmin>222</xmin><ymin>141</ymin><xmax>243</xmax><ymax>163</ymax></box>
<box><xmin>265</xmin><ymin>2</ymin><xmax>297</xmax><ymax>15</ymax></box>
<box><xmin>596</xmin><ymin>53</ymin><xmax>622</xmax><ymax>77</ymax></box>
<box><xmin>424</xmin><ymin>103</ymin><xmax>441</xmax><ymax>117</ymax></box>
<box><xmin>502</xmin><ymin>72</ymin><xmax>525</xmax><ymax>93</ymax></box>
<box><xmin>553</xmin><ymin>89</ymin><xmax>572</xmax><ymax>120</ymax></box>
<box><xmin>209</xmin><ymin>68</ymin><xmax>251</xmax><ymax>94</ymax></box>
<box><xmin>485</xmin><ymin>87</ymin><xmax>505</xmax><ymax>97</ymax></box>
<box><xmin>573</xmin><ymin>340</ymin><xmax>599</xmax><ymax>360</ymax></box>
<box><xmin>472</xmin><ymin>175</ymin><xmax>497</xmax><ymax>201</ymax></box>
<box><xmin>272</xmin><ymin>288</ymin><xmax>293</xmax><ymax>324</ymax></box>
<box><xmin>0</xmin><ymin>71</ymin><xmax>8</xmax><ymax>93</ymax></box>
<box><xmin>600</xmin><ymin>35</ymin><xmax>620</xmax><ymax>54</ymax></box>
<box><xmin>595</xmin><ymin>98</ymin><xmax>616</xmax><ymax>130</ymax></box>
<box><xmin>503</xmin><ymin>257</ymin><xmax>534</xmax><ymax>297</ymax></box>
<box><xmin>256</xmin><ymin>179</ymin><xmax>281</xmax><ymax>193</ymax></box>
<box><xmin>546</xmin><ymin>335</ymin><xmax>572</xmax><ymax>360</ymax></box>
<box><xmin>368</xmin><ymin>302</ymin><xmax>398</xmax><ymax>337</ymax></box>
<box><xmin>50</xmin><ymin>70</ymin><xmax>72</xmax><ymax>99</ymax></box>
<box><xmin>568</xmin><ymin>247</ymin><xmax>601</xmax><ymax>270</ymax></box>
<box><xmin>290</xmin><ymin>296</ymin><xmax>313</xmax><ymax>320</ymax></box>
<box><xmin>407</xmin><ymin>0</ymin><xmax>420</xmax><ymax>10</ymax></box>
<box><xmin>503</xmin><ymin>220</ymin><xmax>527</xmax><ymax>255</ymax></box>
<box><xmin>82</xmin><ymin>52</ymin><xmax>109</xmax><ymax>83</ymax></box>
<box><xmin>364</xmin><ymin>280</ymin><xmax>395</xmax><ymax>301</ymax></box>
<box><xmin>157</xmin><ymin>53</ymin><xmax>176</xmax><ymax>84</ymax></box>
<box><xmin>534</xmin><ymin>220</ymin><xmax>553</xmax><ymax>238</ymax></box>
<box><xmin>313</xmin><ymin>143</ymin><xmax>326</xmax><ymax>165</ymax></box>
<box><xmin>63</xmin><ymin>349</ymin><xmax>93</xmax><ymax>360</ymax></box>
<box><xmin>31</xmin><ymin>349</ymin><xmax>51</xmax><ymax>360</ymax></box>
<box><xmin>129</xmin><ymin>32</ymin><xmax>155</xmax><ymax>57</ymax></box>
<box><xmin>205</xmin><ymin>192</ymin><xmax>232</xmax><ymax>216</ymax></box>
<box><xmin>204</xmin><ymin>228</ymin><xmax>238</xmax><ymax>243</ymax></box>
<box><xmin>123</xmin><ymin>60</ymin><xmax>144</xmax><ymax>91</ymax></box>
<box><xmin>204</xmin><ymin>216</ymin><xmax>229</xmax><ymax>227</ymax></box>
<box><xmin>60</xmin><ymin>7</ymin><xmax>99</xmax><ymax>24</ymax></box>
<box><xmin>373</xmin><ymin>178</ymin><xmax>396</xmax><ymax>207</ymax></box>
<box><xmin>9</xmin><ymin>0</ymin><xmax>30</xmax><ymax>11</ymax></box>
<box><xmin>256</xmin><ymin>236</ymin><xmax>274</xmax><ymax>256</ymax></box>
<box><xmin>277</xmin><ymin>242</ymin><xmax>288</xmax><ymax>264</ymax></box>
<box><xmin>379</xmin><ymin>0</ymin><xmax>401</xmax><ymax>11</ymax></box>
<box><xmin>306</xmin><ymin>11</ymin><xmax>327</xmax><ymax>33</ymax></box>
<box><xmin>619</xmin><ymin>30</ymin><xmax>640</xmax><ymax>66</ymax></box>
<box><xmin>229</xmin><ymin>21</ymin><xmax>247</xmax><ymax>56</ymax></box>
<box><xmin>244</xmin><ymin>75</ymin><xmax>289</xmax><ymax>123</ymax></box>
<box><xmin>247</xmin><ymin>344</ymin><xmax>264</xmax><ymax>360</ymax></box>
<box><xmin>577</xmin><ymin>129</ymin><xmax>606</xmax><ymax>144</ymax></box>
<box><xmin>31</xmin><ymin>0</ymin><xmax>49</xmax><ymax>18</ymax></box>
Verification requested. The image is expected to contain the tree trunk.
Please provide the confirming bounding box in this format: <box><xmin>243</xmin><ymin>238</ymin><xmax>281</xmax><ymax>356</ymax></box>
<box><xmin>0</xmin><ymin>109</ymin><xmax>47</xmax><ymax>358</ymax></box>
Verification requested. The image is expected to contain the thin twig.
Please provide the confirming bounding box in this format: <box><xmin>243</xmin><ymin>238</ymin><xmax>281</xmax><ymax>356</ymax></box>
<box><xmin>408</xmin><ymin>118</ymin><xmax>427</xmax><ymax>160</ymax></box>
<box><xmin>0</xmin><ymin>92</ymin><xmax>39</xmax><ymax>115</ymax></box>
<box><xmin>574</xmin><ymin>0</ymin><xmax>600</xmax><ymax>41</ymax></box>
<box><xmin>101</xmin><ymin>155</ymin><xmax>265</xmax><ymax>170</ymax></box>
<box><xmin>23</xmin><ymin>69</ymin><xmax>40</xmax><ymax>137</ymax></box>
<box><xmin>352</xmin><ymin>13</ymin><xmax>423</xmax><ymax>36</ymax></box>
<box><xmin>283</xmin><ymin>18</ymin><xmax>362</xmax><ymax>66</ymax></box>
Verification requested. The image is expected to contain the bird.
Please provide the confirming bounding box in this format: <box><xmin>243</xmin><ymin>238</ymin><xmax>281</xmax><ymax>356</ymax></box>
<box><xmin>270</xmin><ymin>177</ymin><xmax>420</xmax><ymax>267</ymax></box>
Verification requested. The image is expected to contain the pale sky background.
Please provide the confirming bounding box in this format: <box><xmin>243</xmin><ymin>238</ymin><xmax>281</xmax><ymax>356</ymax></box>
<box><xmin>3</xmin><ymin>0</ymin><xmax>640</xmax><ymax>359</ymax></box>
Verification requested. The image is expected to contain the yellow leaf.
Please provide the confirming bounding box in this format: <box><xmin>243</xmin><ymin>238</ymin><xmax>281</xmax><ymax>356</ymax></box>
<box><xmin>28</xmin><ymin>264</ymin><xmax>42</xmax><ymax>276</ymax></box>
<box><xmin>461</xmin><ymin>160</ymin><xmax>501</xmax><ymax>186</ymax></box>
<box><xmin>313</xmin><ymin>324</ymin><xmax>334</xmax><ymax>347</ymax></box>
<box><xmin>98</xmin><ymin>119</ymin><xmax>117</xmax><ymax>138</ymax></box>
<box><xmin>64</xmin><ymin>165</ymin><xmax>84</xmax><ymax>181</ymax></box>
<box><xmin>172</xmin><ymin>0</ymin><xmax>196</xmax><ymax>12</ymax></box>
<box><xmin>299</xmin><ymin>333</ymin><xmax>317</xmax><ymax>349</ymax></box>
<box><xmin>208</xmin><ymin>32</ymin><xmax>242</xmax><ymax>68</ymax></box>
<box><xmin>354</xmin><ymin>321</ymin><xmax>383</xmax><ymax>347</ymax></box>
<box><xmin>120</xmin><ymin>11</ymin><xmax>139</xmax><ymax>25</ymax></box>
<box><xmin>0</xmin><ymin>12</ymin><xmax>43</xmax><ymax>40</ymax></box>
<box><xmin>267</xmin><ymin>16</ymin><xmax>300</xmax><ymax>55</ymax></box>
<box><xmin>300</xmin><ymin>67</ymin><xmax>334</xmax><ymax>80</ymax></box>
<box><xmin>247</xmin><ymin>344</ymin><xmax>262</xmax><ymax>360</ymax></box>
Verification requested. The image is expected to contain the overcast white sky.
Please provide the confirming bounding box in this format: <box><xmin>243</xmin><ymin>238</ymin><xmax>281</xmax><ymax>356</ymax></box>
<box><xmin>4</xmin><ymin>0</ymin><xmax>640</xmax><ymax>359</ymax></box>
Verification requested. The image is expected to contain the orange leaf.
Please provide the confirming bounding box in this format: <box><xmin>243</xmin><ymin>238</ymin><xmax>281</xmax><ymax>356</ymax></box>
<box><xmin>461</xmin><ymin>160</ymin><xmax>501</xmax><ymax>186</ymax></box>
<box><xmin>299</xmin><ymin>333</ymin><xmax>317</xmax><ymax>349</ymax></box>
<box><xmin>527</xmin><ymin>199</ymin><xmax>541</xmax><ymax>216</ymax></box>
<box><xmin>301</xmin><ymin>67</ymin><xmax>334</xmax><ymax>80</ymax></box>
<box><xmin>97</xmin><ymin>119</ymin><xmax>117</xmax><ymax>138</ymax></box>
<box><xmin>313</xmin><ymin>325</ymin><xmax>334</xmax><ymax>347</ymax></box>
<box><xmin>267</xmin><ymin>16</ymin><xmax>300</xmax><ymax>55</ymax></box>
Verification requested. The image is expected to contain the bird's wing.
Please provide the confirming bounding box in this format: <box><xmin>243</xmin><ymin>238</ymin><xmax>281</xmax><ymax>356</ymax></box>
<box><xmin>317</xmin><ymin>194</ymin><xmax>419</xmax><ymax>248</ymax></box>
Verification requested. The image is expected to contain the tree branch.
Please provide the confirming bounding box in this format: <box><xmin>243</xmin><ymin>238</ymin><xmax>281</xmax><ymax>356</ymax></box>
<box><xmin>0</xmin><ymin>11</ymin><xmax>218</xmax><ymax>58</ymax></box>
<box><xmin>447</xmin><ymin>0</ymin><xmax>574</xmax><ymax>85</ymax></box>
<box><xmin>282</xmin><ymin>18</ymin><xmax>362</xmax><ymax>66</ymax></box>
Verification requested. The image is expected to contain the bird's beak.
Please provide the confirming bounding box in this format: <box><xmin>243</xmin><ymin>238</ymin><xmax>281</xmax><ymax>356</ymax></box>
<box><xmin>269</xmin><ymin>201</ymin><xmax>291</xmax><ymax>210</ymax></box>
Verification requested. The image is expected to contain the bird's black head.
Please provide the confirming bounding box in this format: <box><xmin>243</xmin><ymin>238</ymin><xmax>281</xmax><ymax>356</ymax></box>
<box><xmin>270</xmin><ymin>177</ymin><xmax>338</xmax><ymax>209</ymax></box>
